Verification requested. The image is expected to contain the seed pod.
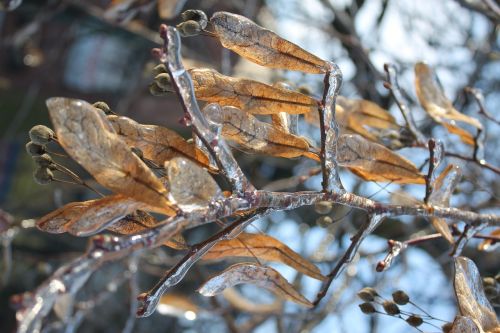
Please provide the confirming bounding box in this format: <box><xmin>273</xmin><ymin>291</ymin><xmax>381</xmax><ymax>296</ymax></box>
<box><xmin>152</xmin><ymin>64</ymin><xmax>167</xmax><ymax>76</ymax></box>
<box><xmin>149</xmin><ymin>82</ymin><xmax>170</xmax><ymax>96</ymax></box>
<box><xmin>176</xmin><ymin>20</ymin><xmax>202</xmax><ymax>37</ymax></box>
<box><xmin>316</xmin><ymin>216</ymin><xmax>333</xmax><ymax>228</ymax></box>
<box><xmin>181</xmin><ymin>9</ymin><xmax>208</xmax><ymax>29</ymax></box>
<box><xmin>92</xmin><ymin>101</ymin><xmax>112</xmax><ymax>115</ymax></box>
<box><xmin>32</xmin><ymin>153</ymin><xmax>54</xmax><ymax>168</ymax></box>
<box><xmin>358</xmin><ymin>302</ymin><xmax>376</xmax><ymax>314</ymax></box>
<box><xmin>26</xmin><ymin>142</ymin><xmax>45</xmax><ymax>156</ymax></box>
<box><xmin>392</xmin><ymin>290</ymin><xmax>410</xmax><ymax>305</ymax></box>
<box><xmin>483</xmin><ymin>277</ymin><xmax>496</xmax><ymax>288</ymax></box>
<box><xmin>29</xmin><ymin>125</ymin><xmax>55</xmax><ymax>145</ymax></box>
<box><xmin>33</xmin><ymin>167</ymin><xmax>53</xmax><ymax>185</ymax></box>
<box><xmin>406</xmin><ymin>315</ymin><xmax>423</xmax><ymax>327</ymax></box>
<box><xmin>357</xmin><ymin>287</ymin><xmax>379</xmax><ymax>302</ymax></box>
<box><xmin>441</xmin><ymin>322</ymin><xmax>453</xmax><ymax>333</ymax></box>
<box><xmin>154</xmin><ymin>73</ymin><xmax>174</xmax><ymax>92</ymax></box>
<box><xmin>382</xmin><ymin>301</ymin><xmax>400</xmax><ymax>315</ymax></box>
<box><xmin>314</xmin><ymin>201</ymin><xmax>332</xmax><ymax>214</ymax></box>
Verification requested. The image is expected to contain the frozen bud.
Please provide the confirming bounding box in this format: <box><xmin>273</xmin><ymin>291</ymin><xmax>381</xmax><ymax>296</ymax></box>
<box><xmin>29</xmin><ymin>125</ymin><xmax>54</xmax><ymax>145</ymax></box>
<box><xmin>92</xmin><ymin>101</ymin><xmax>112</xmax><ymax>115</ymax></box>
<box><xmin>176</xmin><ymin>20</ymin><xmax>202</xmax><ymax>37</ymax></box>
<box><xmin>131</xmin><ymin>147</ymin><xmax>143</xmax><ymax>159</ymax></box>
<box><xmin>25</xmin><ymin>142</ymin><xmax>45</xmax><ymax>156</ymax></box>
<box><xmin>149</xmin><ymin>82</ymin><xmax>170</xmax><ymax>96</ymax></box>
<box><xmin>181</xmin><ymin>9</ymin><xmax>208</xmax><ymax>29</ymax></box>
<box><xmin>358</xmin><ymin>302</ymin><xmax>376</xmax><ymax>314</ymax></box>
<box><xmin>392</xmin><ymin>290</ymin><xmax>410</xmax><ymax>305</ymax></box>
<box><xmin>357</xmin><ymin>287</ymin><xmax>379</xmax><ymax>302</ymax></box>
<box><xmin>33</xmin><ymin>167</ymin><xmax>53</xmax><ymax>185</ymax></box>
<box><xmin>154</xmin><ymin>73</ymin><xmax>174</xmax><ymax>92</ymax></box>
<box><xmin>483</xmin><ymin>277</ymin><xmax>496</xmax><ymax>288</ymax></box>
<box><xmin>152</xmin><ymin>63</ymin><xmax>167</xmax><ymax>76</ymax></box>
<box><xmin>382</xmin><ymin>301</ymin><xmax>400</xmax><ymax>315</ymax></box>
<box><xmin>32</xmin><ymin>153</ymin><xmax>54</xmax><ymax>168</ymax></box>
<box><xmin>316</xmin><ymin>216</ymin><xmax>333</xmax><ymax>228</ymax></box>
<box><xmin>406</xmin><ymin>315</ymin><xmax>423</xmax><ymax>327</ymax></box>
<box><xmin>441</xmin><ymin>322</ymin><xmax>453</xmax><ymax>333</ymax></box>
<box><xmin>314</xmin><ymin>201</ymin><xmax>332</xmax><ymax>214</ymax></box>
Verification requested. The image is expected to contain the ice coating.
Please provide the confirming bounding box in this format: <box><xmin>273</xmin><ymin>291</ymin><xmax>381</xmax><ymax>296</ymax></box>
<box><xmin>161</xmin><ymin>26</ymin><xmax>252</xmax><ymax>194</ymax></box>
<box><xmin>429</xmin><ymin>164</ymin><xmax>461</xmax><ymax>206</ymax></box>
<box><xmin>453</xmin><ymin>257</ymin><xmax>499</xmax><ymax>331</ymax></box>
<box><xmin>165</xmin><ymin>157</ymin><xmax>222</xmax><ymax>211</ymax></box>
<box><xmin>321</xmin><ymin>62</ymin><xmax>344</xmax><ymax>192</ymax></box>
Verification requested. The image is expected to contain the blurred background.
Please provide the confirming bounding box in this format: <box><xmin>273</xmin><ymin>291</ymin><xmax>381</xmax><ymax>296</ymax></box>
<box><xmin>0</xmin><ymin>0</ymin><xmax>499</xmax><ymax>332</ymax></box>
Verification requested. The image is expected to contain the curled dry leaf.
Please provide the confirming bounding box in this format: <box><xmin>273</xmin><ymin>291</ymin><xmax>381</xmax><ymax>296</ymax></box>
<box><xmin>337</xmin><ymin>134</ymin><xmax>424</xmax><ymax>184</ymax></box>
<box><xmin>198</xmin><ymin>262</ymin><xmax>313</xmax><ymax>308</ymax></box>
<box><xmin>189</xmin><ymin>68</ymin><xmax>318</xmax><ymax>115</ymax></box>
<box><xmin>46</xmin><ymin>98</ymin><xmax>175</xmax><ymax>215</ymax></box>
<box><xmin>164</xmin><ymin>157</ymin><xmax>222</xmax><ymax>211</ymax></box>
<box><xmin>107</xmin><ymin>115</ymin><xmax>209</xmax><ymax>168</ymax></box>
<box><xmin>210</xmin><ymin>12</ymin><xmax>328</xmax><ymax>73</ymax></box>
<box><xmin>415</xmin><ymin>62</ymin><xmax>482</xmax><ymax>145</ymax></box>
<box><xmin>202</xmin><ymin>104</ymin><xmax>318</xmax><ymax>160</ymax></box>
<box><xmin>428</xmin><ymin>165</ymin><xmax>462</xmax><ymax>244</ymax></box>
<box><xmin>203</xmin><ymin>232</ymin><xmax>325</xmax><ymax>280</ymax></box>
<box><xmin>453</xmin><ymin>257</ymin><xmax>499</xmax><ymax>332</ymax></box>
<box><xmin>477</xmin><ymin>228</ymin><xmax>500</xmax><ymax>252</ymax></box>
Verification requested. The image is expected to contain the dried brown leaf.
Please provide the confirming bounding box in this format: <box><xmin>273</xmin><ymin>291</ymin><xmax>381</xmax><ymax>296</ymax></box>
<box><xmin>203</xmin><ymin>105</ymin><xmax>318</xmax><ymax>160</ymax></box>
<box><xmin>198</xmin><ymin>262</ymin><xmax>313</xmax><ymax>307</ymax></box>
<box><xmin>450</xmin><ymin>316</ymin><xmax>482</xmax><ymax>333</ymax></box>
<box><xmin>210</xmin><ymin>12</ymin><xmax>328</xmax><ymax>73</ymax></box>
<box><xmin>305</xmin><ymin>96</ymin><xmax>401</xmax><ymax>144</ymax></box>
<box><xmin>203</xmin><ymin>233</ymin><xmax>325</xmax><ymax>280</ymax></box>
<box><xmin>46</xmin><ymin>98</ymin><xmax>174</xmax><ymax>215</ymax></box>
<box><xmin>415</xmin><ymin>62</ymin><xmax>482</xmax><ymax>145</ymax></box>
<box><xmin>107</xmin><ymin>115</ymin><xmax>209</xmax><ymax>167</ymax></box>
<box><xmin>454</xmin><ymin>257</ymin><xmax>499</xmax><ymax>332</ymax></box>
<box><xmin>164</xmin><ymin>157</ymin><xmax>221</xmax><ymax>210</ymax></box>
<box><xmin>189</xmin><ymin>68</ymin><xmax>317</xmax><ymax>114</ymax></box>
<box><xmin>337</xmin><ymin>134</ymin><xmax>424</xmax><ymax>184</ymax></box>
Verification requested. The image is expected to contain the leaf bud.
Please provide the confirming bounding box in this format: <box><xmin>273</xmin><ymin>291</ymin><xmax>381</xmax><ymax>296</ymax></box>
<box><xmin>29</xmin><ymin>125</ymin><xmax>54</xmax><ymax>145</ymax></box>
<box><xmin>32</xmin><ymin>153</ymin><xmax>54</xmax><ymax>168</ymax></box>
<box><xmin>152</xmin><ymin>64</ymin><xmax>167</xmax><ymax>76</ymax></box>
<box><xmin>406</xmin><ymin>315</ymin><xmax>423</xmax><ymax>327</ymax></box>
<box><xmin>92</xmin><ymin>101</ymin><xmax>112</xmax><ymax>115</ymax></box>
<box><xmin>25</xmin><ymin>141</ymin><xmax>45</xmax><ymax>156</ymax></box>
<box><xmin>392</xmin><ymin>290</ymin><xmax>410</xmax><ymax>305</ymax></box>
<box><xmin>181</xmin><ymin>9</ymin><xmax>208</xmax><ymax>29</ymax></box>
<box><xmin>382</xmin><ymin>301</ymin><xmax>400</xmax><ymax>315</ymax></box>
<box><xmin>314</xmin><ymin>201</ymin><xmax>332</xmax><ymax>214</ymax></box>
<box><xmin>483</xmin><ymin>277</ymin><xmax>496</xmax><ymax>288</ymax></box>
<box><xmin>154</xmin><ymin>73</ymin><xmax>174</xmax><ymax>92</ymax></box>
<box><xmin>316</xmin><ymin>216</ymin><xmax>332</xmax><ymax>228</ymax></box>
<box><xmin>357</xmin><ymin>287</ymin><xmax>379</xmax><ymax>302</ymax></box>
<box><xmin>149</xmin><ymin>82</ymin><xmax>170</xmax><ymax>96</ymax></box>
<box><xmin>358</xmin><ymin>302</ymin><xmax>376</xmax><ymax>314</ymax></box>
<box><xmin>33</xmin><ymin>167</ymin><xmax>53</xmax><ymax>185</ymax></box>
<box><xmin>176</xmin><ymin>20</ymin><xmax>202</xmax><ymax>37</ymax></box>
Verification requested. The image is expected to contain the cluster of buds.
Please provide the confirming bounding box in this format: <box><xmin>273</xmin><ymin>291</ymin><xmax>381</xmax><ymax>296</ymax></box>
<box><xmin>483</xmin><ymin>274</ymin><xmax>500</xmax><ymax>307</ymax></box>
<box><xmin>26</xmin><ymin>125</ymin><xmax>57</xmax><ymax>185</ymax></box>
<box><xmin>357</xmin><ymin>287</ymin><xmax>450</xmax><ymax>331</ymax></box>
